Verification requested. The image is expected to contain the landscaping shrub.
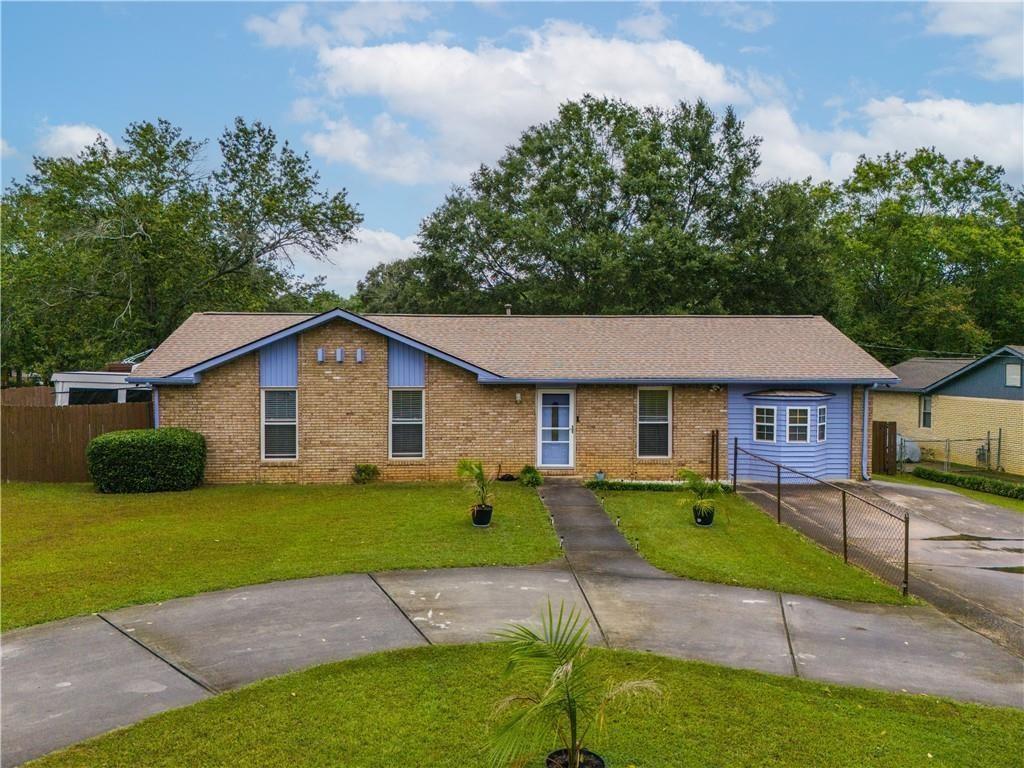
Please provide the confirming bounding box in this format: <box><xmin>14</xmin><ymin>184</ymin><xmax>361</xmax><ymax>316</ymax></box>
<box><xmin>518</xmin><ymin>465</ymin><xmax>543</xmax><ymax>487</ymax></box>
<box><xmin>87</xmin><ymin>428</ymin><xmax>205</xmax><ymax>493</ymax></box>
<box><xmin>352</xmin><ymin>463</ymin><xmax>381</xmax><ymax>484</ymax></box>
<box><xmin>911</xmin><ymin>466</ymin><xmax>1024</xmax><ymax>500</ymax></box>
<box><xmin>588</xmin><ymin>477</ymin><xmax>735</xmax><ymax>493</ymax></box>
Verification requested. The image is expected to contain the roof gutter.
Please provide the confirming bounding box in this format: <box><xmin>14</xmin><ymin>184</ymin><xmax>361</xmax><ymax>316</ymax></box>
<box><xmin>126</xmin><ymin>375</ymin><xmax>199</xmax><ymax>385</ymax></box>
<box><xmin>477</xmin><ymin>376</ymin><xmax>900</xmax><ymax>385</ymax></box>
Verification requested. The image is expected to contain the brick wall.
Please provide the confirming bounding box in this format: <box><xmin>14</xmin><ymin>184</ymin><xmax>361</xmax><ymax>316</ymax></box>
<box><xmin>849</xmin><ymin>385</ymin><xmax>871</xmax><ymax>479</ymax></box>
<box><xmin>157</xmin><ymin>317</ymin><xmax>733</xmax><ymax>484</ymax></box>
<box><xmin>874</xmin><ymin>390</ymin><xmax>1024</xmax><ymax>474</ymax></box>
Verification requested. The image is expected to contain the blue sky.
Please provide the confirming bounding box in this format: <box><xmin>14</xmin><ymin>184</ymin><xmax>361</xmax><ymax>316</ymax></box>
<box><xmin>3</xmin><ymin>1</ymin><xmax>1022</xmax><ymax>295</ymax></box>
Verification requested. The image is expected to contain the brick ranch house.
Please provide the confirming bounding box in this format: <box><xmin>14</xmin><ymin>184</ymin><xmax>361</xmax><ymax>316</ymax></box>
<box><xmin>128</xmin><ymin>310</ymin><xmax>898</xmax><ymax>484</ymax></box>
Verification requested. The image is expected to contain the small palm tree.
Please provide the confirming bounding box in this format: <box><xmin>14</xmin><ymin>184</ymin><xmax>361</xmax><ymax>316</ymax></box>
<box><xmin>490</xmin><ymin>602</ymin><xmax>661</xmax><ymax>768</ymax></box>
<box><xmin>457</xmin><ymin>458</ymin><xmax>494</xmax><ymax>508</ymax></box>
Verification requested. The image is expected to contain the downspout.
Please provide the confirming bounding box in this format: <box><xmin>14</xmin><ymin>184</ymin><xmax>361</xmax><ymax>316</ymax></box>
<box><xmin>861</xmin><ymin>384</ymin><xmax>874</xmax><ymax>480</ymax></box>
<box><xmin>152</xmin><ymin>386</ymin><xmax>160</xmax><ymax>429</ymax></box>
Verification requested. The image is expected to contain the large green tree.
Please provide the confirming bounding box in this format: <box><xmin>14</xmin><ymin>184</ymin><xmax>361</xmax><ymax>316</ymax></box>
<box><xmin>2</xmin><ymin>118</ymin><xmax>360</xmax><ymax>380</ymax></box>
<box><xmin>829</xmin><ymin>149</ymin><xmax>1024</xmax><ymax>363</ymax></box>
<box><xmin>354</xmin><ymin>96</ymin><xmax>839</xmax><ymax>317</ymax></box>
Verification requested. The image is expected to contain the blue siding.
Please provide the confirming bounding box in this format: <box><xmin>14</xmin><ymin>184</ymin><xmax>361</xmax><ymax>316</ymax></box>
<box><xmin>388</xmin><ymin>339</ymin><xmax>425</xmax><ymax>387</ymax></box>
<box><xmin>933</xmin><ymin>355</ymin><xmax>1024</xmax><ymax>401</ymax></box>
<box><xmin>259</xmin><ymin>337</ymin><xmax>298</xmax><ymax>388</ymax></box>
<box><xmin>727</xmin><ymin>384</ymin><xmax>852</xmax><ymax>482</ymax></box>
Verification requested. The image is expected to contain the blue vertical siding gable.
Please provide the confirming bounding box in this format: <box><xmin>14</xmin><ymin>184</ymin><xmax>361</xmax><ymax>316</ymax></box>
<box><xmin>727</xmin><ymin>384</ymin><xmax>852</xmax><ymax>481</ymax></box>
<box><xmin>259</xmin><ymin>337</ymin><xmax>298</xmax><ymax>388</ymax></box>
<box><xmin>388</xmin><ymin>339</ymin><xmax>425</xmax><ymax>387</ymax></box>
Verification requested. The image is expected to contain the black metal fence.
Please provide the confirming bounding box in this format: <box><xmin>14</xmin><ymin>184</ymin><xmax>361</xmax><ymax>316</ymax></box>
<box><xmin>733</xmin><ymin>440</ymin><xmax>909</xmax><ymax>595</ymax></box>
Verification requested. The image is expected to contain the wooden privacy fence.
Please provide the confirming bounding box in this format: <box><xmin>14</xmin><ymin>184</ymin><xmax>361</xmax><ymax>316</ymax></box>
<box><xmin>872</xmin><ymin>420</ymin><xmax>897</xmax><ymax>476</ymax></box>
<box><xmin>1</xmin><ymin>403</ymin><xmax>152</xmax><ymax>482</ymax></box>
<box><xmin>1</xmin><ymin>386</ymin><xmax>55</xmax><ymax>406</ymax></box>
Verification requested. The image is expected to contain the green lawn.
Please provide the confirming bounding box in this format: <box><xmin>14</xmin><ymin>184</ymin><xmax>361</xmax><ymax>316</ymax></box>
<box><xmin>598</xmin><ymin>490</ymin><xmax>910</xmax><ymax>604</ymax></box>
<box><xmin>36</xmin><ymin>644</ymin><xmax>1021</xmax><ymax>768</ymax></box>
<box><xmin>876</xmin><ymin>473</ymin><xmax>1024</xmax><ymax>514</ymax></box>
<box><xmin>1</xmin><ymin>482</ymin><xmax>559</xmax><ymax>631</ymax></box>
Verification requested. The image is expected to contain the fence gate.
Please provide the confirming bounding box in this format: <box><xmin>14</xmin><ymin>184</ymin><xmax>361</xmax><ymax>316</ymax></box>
<box><xmin>872</xmin><ymin>420</ymin><xmax>897</xmax><ymax>475</ymax></box>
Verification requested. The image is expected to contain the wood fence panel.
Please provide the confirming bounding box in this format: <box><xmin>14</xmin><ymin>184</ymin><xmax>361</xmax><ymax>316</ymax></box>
<box><xmin>871</xmin><ymin>420</ymin><xmax>898</xmax><ymax>476</ymax></box>
<box><xmin>1</xmin><ymin>403</ymin><xmax>152</xmax><ymax>482</ymax></box>
<box><xmin>0</xmin><ymin>387</ymin><xmax>55</xmax><ymax>406</ymax></box>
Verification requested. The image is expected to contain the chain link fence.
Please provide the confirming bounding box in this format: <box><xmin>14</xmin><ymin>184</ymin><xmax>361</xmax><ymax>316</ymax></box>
<box><xmin>733</xmin><ymin>442</ymin><xmax>909</xmax><ymax>594</ymax></box>
<box><xmin>900</xmin><ymin>434</ymin><xmax>1002</xmax><ymax>475</ymax></box>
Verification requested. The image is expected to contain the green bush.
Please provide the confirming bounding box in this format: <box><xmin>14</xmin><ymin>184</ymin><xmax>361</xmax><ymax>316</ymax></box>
<box><xmin>86</xmin><ymin>428</ymin><xmax>206</xmax><ymax>493</ymax></box>
<box><xmin>352</xmin><ymin>464</ymin><xmax>381</xmax><ymax>484</ymax></box>
<box><xmin>911</xmin><ymin>466</ymin><xmax>1024</xmax><ymax>500</ymax></box>
<box><xmin>518</xmin><ymin>465</ymin><xmax>543</xmax><ymax>487</ymax></box>
<box><xmin>588</xmin><ymin>477</ymin><xmax>735</xmax><ymax>493</ymax></box>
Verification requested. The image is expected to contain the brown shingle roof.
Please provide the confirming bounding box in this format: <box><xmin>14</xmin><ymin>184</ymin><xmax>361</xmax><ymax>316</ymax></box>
<box><xmin>884</xmin><ymin>357</ymin><xmax>977</xmax><ymax>392</ymax></box>
<box><xmin>136</xmin><ymin>311</ymin><xmax>897</xmax><ymax>382</ymax></box>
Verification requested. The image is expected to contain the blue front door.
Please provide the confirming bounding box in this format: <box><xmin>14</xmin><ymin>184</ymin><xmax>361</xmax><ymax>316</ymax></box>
<box><xmin>538</xmin><ymin>391</ymin><xmax>573</xmax><ymax>467</ymax></box>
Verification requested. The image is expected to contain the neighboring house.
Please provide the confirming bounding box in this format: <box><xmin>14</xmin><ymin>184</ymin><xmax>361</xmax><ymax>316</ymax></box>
<box><xmin>874</xmin><ymin>346</ymin><xmax>1024</xmax><ymax>474</ymax></box>
<box><xmin>128</xmin><ymin>310</ymin><xmax>897</xmax><ymax>484</ymax></box>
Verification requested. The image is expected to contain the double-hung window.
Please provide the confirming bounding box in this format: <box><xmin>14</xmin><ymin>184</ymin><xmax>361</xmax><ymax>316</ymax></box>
<box><xmin>919</xmin><ymin>395</ymin><xmax>932</xmax><ymax>428</ymax></box>
<box><xmin>262</xmin><ymin>389</ymin><xmax>297</xmax><ymax>460</ymax></box>
<box><xmin>787</xmin><ymin>407</ymin><xmax>809</xmax><ymax>443</ymax></box>
<box><xmin>817</xmin><ymin>405</ymin><xmax>827</xmax><ymax>442</ymax></box>
<box><xmin>637</xmin><ymin>387</ymin><xmax>671</xmax><ymax>458</ymax></box>
<box><xmin>754</xmin><ymin>406</ymin><xmax>775</xmax><ymax>442</ymax></box>
<box><xmin>1007</xmin><ymin>363</ymin><xmax>1022</xmax><ymax>388</ymax></box>
<box><xmin>390</xmin><ymin>389</ymin><xmax>424</xmax><ymax>458</ymax></box>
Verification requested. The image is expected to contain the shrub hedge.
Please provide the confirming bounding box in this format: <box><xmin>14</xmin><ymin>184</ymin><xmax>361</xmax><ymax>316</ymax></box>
<box><xmin>587</xmin><ymin>479</ymin><xmax>735</xmax><ymax>493</ymax></box>
<box><xmin>911</xmin><ymin>466</ymin><xmax>1024</xmax><ymax>500</ymax></box>
<box><xmin>86</xmin><ymin>428</ymin><xmax>206</xmax><ymax>493</ymax></box>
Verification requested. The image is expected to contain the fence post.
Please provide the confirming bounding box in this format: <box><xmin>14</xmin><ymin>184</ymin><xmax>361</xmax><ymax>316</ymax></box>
<box><xmin>775</xmin><ymin>464</ymin><xmax>781</xmax><ymax>524</ymax></box>
<box><xmin>944</xmin><ymin>438</ymin><xmax>951</xmax><ymax>472</ymax></box>
<box><xmin>841</xmin><ymin>490</ymin><xmax>848</xmax><ymax>563</ymax></box>
<box><xmin>902</xmin><ymin>513</ymin><xmax>910</xmax><ymax>596</ymax></box>
<box><xmin>732</xmin><ymin>438</ymin><xmax>738</xmax><ymax>492</ymax></box>
<box><xmin>987</xmin><ymin>431</ymin><xmax>992</xmax><ymax>470</ymax></box>
<box><xmin>997</xmin><ymin>428</ymin><xmax>1003</xmax><ymax>472</ymax></box>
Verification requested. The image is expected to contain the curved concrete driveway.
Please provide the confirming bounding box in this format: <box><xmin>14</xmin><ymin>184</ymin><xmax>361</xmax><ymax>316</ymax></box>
<box><xmin>3</xmin><ymin>480</ymin><xmax>1022</xmax><ymax>766</ymax></box>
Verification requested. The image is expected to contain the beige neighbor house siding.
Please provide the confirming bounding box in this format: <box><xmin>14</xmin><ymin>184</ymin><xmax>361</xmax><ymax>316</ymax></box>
<box><xmin>873</xmin><ymin>391</ymin><xmax>1024</xmax><ymax>474</ymax></box>
<box><xmin>157</xmin><ymin>317</ymin><xmax>731</xmax><ymax>484</ymax></box>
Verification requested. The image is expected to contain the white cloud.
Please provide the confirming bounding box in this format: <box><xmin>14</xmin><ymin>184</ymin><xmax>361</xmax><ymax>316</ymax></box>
<box><xmin>291</xmin><ymin>227</ymin><xmax>417</xmax><ymax>295</ymax></box>
<box><xmin>617</xmin><ymin>2</ymin><xmax>670</xmax><ymax>41</ymax></box>
<box><xmin>1</xmin><ymin>138</ymin><xmax>15</xmax><ymax>157</ymax></box>
<box><xmin>246</xmin><ymin>2</ymin><xmax>430</xmax><ymax>48</ymax></box>
<box><xmin>747</xmin><ymin>98</ymin><xmax>1024</xmax><ymax>182</ymax></box>
<box><xmin>308</xmin><ymin>21</ymin><xmax>748</xmax><ymax>183</ymax></box>
<box><xmin>36</xmin><ymin>124</ymin><xmax>114</xmax><ymax>158</ymax></box>
<box><xmin>706</xmin><ymin>3</ymin><xmax>775</xmax><ymax>33</ymax></box>
<box><xmin>925</xmin><ymin>2</ymin><xmax>1023</xmax><ymax>80</ymax></box>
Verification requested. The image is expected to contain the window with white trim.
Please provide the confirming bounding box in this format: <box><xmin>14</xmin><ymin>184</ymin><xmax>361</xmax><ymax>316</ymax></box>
<box><xmin>1007</xmin><ymin>363</ymin><xmax>1022</xmax><ymax>388</ymax></box>
<box><xmin>787</xmin><ymin>407</ymin><xmax>809</xmax><ymax>443</ymax></box>
<box><xmin>390</xmin><ymin>389</ymin><xmax>424</xmax><ymax>458</ymax></box>
<box><xmin>262</xmin><ymin>389</ymin><xmax>297</xmax><ymax>459</ymax></box>
<box><xmin>919</xmin><ymin>395</ymin><xmax>932</xmax><ymax>428</ymax></box>
<box><xmin>754</xmin><ymin>407</ymin><xmax>775</xmax><ymax>442</ymax></box>
<box><xmin>637</xmin><ymin>387</ymin><xmax>671</xmax><ymax>458</ymax></box>
<box><xmin>817</xmin><ymin>405</ymin><xmax>827</xmax><ymax>442</ymax></box>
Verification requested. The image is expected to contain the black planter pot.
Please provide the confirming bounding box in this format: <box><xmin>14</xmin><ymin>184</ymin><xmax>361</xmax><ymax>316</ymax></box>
<box><xmin>471</xmin><ymin>504</ymin><xmax>493</xmax><ymax>527</ymax></box>
<box><xmin>546</xmin><ymin>749</ymin><xmax>606</xmax><ymax>768</ymax></box>
<box><xmin>693</xmin><ymin>502</ymin><xmax>715</xmax><ymax>527</ymax></box>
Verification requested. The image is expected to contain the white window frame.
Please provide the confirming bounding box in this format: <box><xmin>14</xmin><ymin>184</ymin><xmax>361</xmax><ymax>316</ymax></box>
<box><xmin>817</xmin><ymin>405</ymin><xmax>827</xmax><ymax>442</ymax></box>
<box><xmin>261</xmin><ymin>388</ymin><xmax>298</xmax><ymax>461</ymax></box>
<box><xmin>753</xmin><ymin>406</ymin><xmax>776</xmax><ymax>443</ymax></box>
<box><xmin>636</xmin><ymin>386</ymin><xmax>672</xmax><ymax>459</ymax></box>
<box><xmin>389</xmin><ymin>387</ymin><xmax>425</xmax><ymax>460</ymax></box>
<box><xmin>787</xmin><ymin>407</ymin><xmax>810</xmax><ymax>444</ymax></box>
<box><xmin>919</xmin><ymin>395</ymin><xmax>932</xmax><ymax>429</ymax></box>
<box><xmin>1006</xmin><ymin>363</ymin><xmax>1022</xmax><ymax>388</ymax></box>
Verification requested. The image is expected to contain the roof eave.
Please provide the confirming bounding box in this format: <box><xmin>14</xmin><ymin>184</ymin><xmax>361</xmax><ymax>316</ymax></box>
<box><xmin>477</xmin><ymin>375</ymin><xmax>899</xmax><ymax>385</ymax></box>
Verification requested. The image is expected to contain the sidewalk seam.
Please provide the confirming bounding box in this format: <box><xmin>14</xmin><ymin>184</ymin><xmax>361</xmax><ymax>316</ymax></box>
<box><xmin>95</xmin><ymin>613</ymin><xmax>218</xmax><ymax>694</ymax></box>
<box><xmin>777</xmin><ymin>595</ymin><xmax>800</xmax><ymax>678</ymax></box>
<box><xmin>367</xmin><ymin>572</ymin><xmax>433</xmax><ymax>646</ymax></box>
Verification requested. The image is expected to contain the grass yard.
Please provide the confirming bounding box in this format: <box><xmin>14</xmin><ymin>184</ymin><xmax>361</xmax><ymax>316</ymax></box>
<box><xmin>599</xmin><ymin>490</ymin><xmax>910</xmax><ymax>604</ymax></box>
<box><xmin>1</xmin><ymin>481</ymin><xmax>559</xmax><ymax>631</ymax></box>
<box><xmin>875</xmin><ymin>473</ymin><xmax>1024</xmax><ymax>514</ymax></box>
<box><xmin>37</xmin><ymin>644</ymin><xmax>1021</xmax><ymax>768</ymax></box>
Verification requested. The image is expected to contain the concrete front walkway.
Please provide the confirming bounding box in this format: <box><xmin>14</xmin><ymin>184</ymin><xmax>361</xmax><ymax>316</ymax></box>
<box><xmin>3</xmin><ymin>481</ymin><xmax>1023</xmax><ymax>766</ymax></box>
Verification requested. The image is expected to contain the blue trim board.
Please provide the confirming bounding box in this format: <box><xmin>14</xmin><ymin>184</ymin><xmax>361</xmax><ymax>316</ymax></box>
<box><xmin>477</xmin><ymin>376</ymin><xmax>895</xmax><ymax>385</ymax></box>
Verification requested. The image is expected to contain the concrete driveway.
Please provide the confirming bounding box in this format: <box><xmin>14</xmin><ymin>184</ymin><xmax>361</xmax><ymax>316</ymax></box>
<box><xmin>866</xmin><ymin>480</ymin><xmax>1024</xmax><ymax>656</ymax></box>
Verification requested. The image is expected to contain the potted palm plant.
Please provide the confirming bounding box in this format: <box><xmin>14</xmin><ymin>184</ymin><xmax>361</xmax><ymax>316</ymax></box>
<box><xmin>491</xmin><ymin>601</ymin><xmax>661</xmax><ymax>768</ymax></box>
<box><xmin>679</xmin><ymin>469</ymin><xmax>722</xmax><ymax>526</ymax></box>
<box><xmin>457</xmin><ymin>458</ymin><xmax>494</xmax><ymax>527</ymax></box>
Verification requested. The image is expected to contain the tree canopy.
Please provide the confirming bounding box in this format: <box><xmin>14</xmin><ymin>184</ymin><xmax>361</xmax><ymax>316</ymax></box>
<box><xmin>354</xmin><ymin>96</ymin><xmax>1022</xmax><ymax>364</ymax></box>
<box><xmin>2</xmin><ymin>118</ymin><xmax>360</xmax><ymax>379</ymax></box>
